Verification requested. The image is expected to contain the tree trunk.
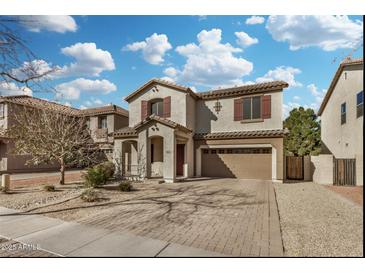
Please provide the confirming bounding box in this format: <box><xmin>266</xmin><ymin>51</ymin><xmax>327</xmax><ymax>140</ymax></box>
<box><xmin>59</xmin><ymin>159</ymin><xmax>65</xmax><ymax>185</ymax></box>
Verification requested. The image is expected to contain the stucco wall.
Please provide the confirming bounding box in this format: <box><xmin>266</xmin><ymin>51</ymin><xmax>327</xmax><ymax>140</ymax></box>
<box><xmin>311</xmin><ymin>155</ymin><xmax>333</xmax><ymax>185</ymax></box>
<box><xmin>321</xmin><ymin>65</ymin><xmax>363</xmax><ymax>158</ymax></box>
<box><xmin>114</xmin><ymin>114</ymin><xmax>129</xmax><ymax>131</ymax></box>
<box><xmin>128</xmin><ymin>84</ymin><xmax>191</xmax><ymax>128</ymax></box>
<box><xmin>194</xmin><ymin>91</ymin><xmax>283</xmax><ymax>133</ymax></box>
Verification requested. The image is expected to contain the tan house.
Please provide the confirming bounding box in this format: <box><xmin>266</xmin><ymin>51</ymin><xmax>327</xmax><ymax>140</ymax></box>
<box><xmin>113</xmin><ymin>79</ymin><xmax>288</xmax><ymax>182</ymax></box>
<box><xmin>0</xmin><ymin>95</ymin><xmax>128</xmax><ymax>173</ymax></box>
<box><xmin>314</xmin><ymin>58</ymin><xmax>363</xmax><ymax>185</ymax></box>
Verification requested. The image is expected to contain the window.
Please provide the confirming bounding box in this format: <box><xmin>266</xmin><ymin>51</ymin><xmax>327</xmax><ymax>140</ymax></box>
<box><xmin>218</xmin><ymin>149</ymin><xmax>225</xmax><ymax>154</ymax></box>
<box><xmin>202</xmin><ymin>149</ymin><xmax>209</xmax><ymax>154</ymax></box>
<box><xmin>242</xmin><ymin>96</ymin><xmax>261</xmax><ymax>120</ymax></box>
<box><xmin>98</xmin><ymin>116</ymin><xmax>107</xmax><ymax>129</ymax></box>
<box><xmin>341</xmin><ymin>102</ymin><xmax>346</xmax><ymax>125</ymax></box>
<box><xmin>357</xmin><ymin>91</ymin><xmax>363</xmax><ymax>118</ymax></box>
<box><xmin>0</xmin><ymin>104</ymin><xmax>4</xmax><ymax>118</ymax></box>
<box><xmin>150</xmin><ymin>99</ymin><xmax>163</xmax><ymax>116</ymax></box>
<box><xmin>85</xmin><ymin>118</ymin><xmax>90</xmax><ymax>129</ymax></box>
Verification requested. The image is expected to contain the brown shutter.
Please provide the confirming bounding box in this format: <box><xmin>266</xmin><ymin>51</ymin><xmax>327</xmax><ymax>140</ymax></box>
<box><xmin>262</xmin><ymin>95</ymin><xmax>271</xmax><ymax>119</ymax></box>
<box><xmin>141</xmin><ymin>100</ymin><xmax>148</xmax><ymax>120</ymax></box>
<box><xmin>163</xmin><ymin>96</ymin><xmax>171</xmax><ymax>118</ymax></box>
<box><xmin>234</xmin><ymin>98</ymin><xmax>243</xmax><ymax>121</ymax></box>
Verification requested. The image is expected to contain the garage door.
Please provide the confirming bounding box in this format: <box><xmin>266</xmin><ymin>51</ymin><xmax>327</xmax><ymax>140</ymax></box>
<box><xmin>201</xmin><ymin>147</ymin><xmax>272</xmax><ymax>179</ymax></box>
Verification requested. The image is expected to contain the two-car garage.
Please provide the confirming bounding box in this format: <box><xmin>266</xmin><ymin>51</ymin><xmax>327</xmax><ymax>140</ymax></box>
<box><xmin>201</xmin><ymin>147</ymin><xmax>273</xmax><ymax>180</ymax></box>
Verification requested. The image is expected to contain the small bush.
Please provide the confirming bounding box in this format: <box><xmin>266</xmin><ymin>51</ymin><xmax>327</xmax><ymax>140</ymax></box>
<box><xmin>83</xmin><ymin>165</ymin><xmax>108</xmax><ymax>188</ymax></box>
<box><xmin>43</xmin><ymin>185</ymin><xmax>55</xmax><ymax>192</ymax></box>
<box><xmin>98</xmin><ymin>161</ymin><xmax>115</xmax><ymax>178</ymax></box>
<box><xmin>118</xmin><ymin>181</ymin><xmax>133</xmax><ymax>192</ymax></box>
<box><xmin>81</xmin><ymin>188</ymin><xmax>100</xmax><ymax>202</ymax></box>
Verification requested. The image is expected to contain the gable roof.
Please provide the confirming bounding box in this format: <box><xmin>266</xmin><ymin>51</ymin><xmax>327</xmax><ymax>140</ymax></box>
<box><xmin>198</xmin><ymin>81</ymin><xmax>289</xmax><ymax>100</ymax></box>
<box><xmin>318</xmin><ymin>58</ymin><xmax>363</xmax><ymax>116</ymax></box>
<box><xmin>133</xmin><ymin>114</ymin><xmax>192</xmax><ymax>133</ymax></box>
<box><xmin>194</xmin><ymin>129</ymin><xmax>288</xmax><ymax>140</ymax></box>
<box><xmin>125</xmin><ymin>79</ymin><xmax>289</xmax><ymax>103</ymax></box>
<box><xmin>124</xmin><ymin>78</ymin><xmax>199</xmax><ymax>102</ymax></box>
<box><xmin>80</xmin><ymin>104</ymin><xmax>128</xmax><ymax>117</ymax></box>
<box><xmin>0</xmin><ymin>95</ymin><xmax>129</xmax><ymax>117</ymax></box>
<box><xmin>0</xmin><ymin>95</ymin><xmax>81</xmax><ymax>115</ymax></box>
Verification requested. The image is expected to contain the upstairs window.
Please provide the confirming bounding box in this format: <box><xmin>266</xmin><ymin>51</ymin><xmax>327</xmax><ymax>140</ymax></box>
<box><xmin>356</xmin><ymin>90</ymin><xmax>363</xmax><ymax>118</ymax></box>
<box><xmin>341</xmin><ymin>102</ymin><xmax>346</xmax><ymax>125</ymax></box>
<box><xmin>98</xmin><ymin>116</ymin><xmax>107</xmax><ymax>129</ymax></box>
<box><xmin>242</xmin><ymin>96</ymin><xmax>262</xmax><ymax>120</ymax></box>
<box><xmin>150</xmin><ymin>99</ymin><xmax>163</xmax><ymax>116</ymax></box>
<box><xmin>85</xmin><ymin>118</ymin><xmax>90</xmax><ymax>129</ymax></box>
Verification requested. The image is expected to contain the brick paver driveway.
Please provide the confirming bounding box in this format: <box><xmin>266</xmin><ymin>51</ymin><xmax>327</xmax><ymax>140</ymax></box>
<box><xmin>74</xmin><ymin>179</ymin><xmax>283</xmax><ymax>257</ymax></box>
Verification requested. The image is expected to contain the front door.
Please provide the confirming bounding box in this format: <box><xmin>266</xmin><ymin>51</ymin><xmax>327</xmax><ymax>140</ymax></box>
<box><xmin>176</xmin><ymin>144</ymin><xmax>185</xmax><ymax>176</ymax></box>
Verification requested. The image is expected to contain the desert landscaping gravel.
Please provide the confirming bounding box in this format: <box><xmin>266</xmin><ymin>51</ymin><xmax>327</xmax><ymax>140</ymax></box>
<box><xmin>274</xmin><ymin>182</ymin><xmax>363</xmax><ymax>257</ymax></box>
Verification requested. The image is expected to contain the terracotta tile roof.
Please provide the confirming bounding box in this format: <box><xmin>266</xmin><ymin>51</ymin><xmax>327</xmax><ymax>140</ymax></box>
<box><xmin>194</xmin><ymin>129</ymin><xmax>287</xmax><ymax>140</ymax></box>
<box><xmin>134</xmin><ymin>114</ymin><xmax>192</xmax><ymax>133</ymax></box>
<box><xmin>113</xmin><ymin>127</ymin><xmax>138</xmax><ymax>138</ymax></box>
<box><xmin>124</xmin><ymin>78</ymin><xmax>199</xmax><ymax>102</ymax></box>
<box><xmin>0</xmin><ymin>95</ymin><xmax>81</xmax><ymax>115</ymax></box>
<box><xmin>318</xmin><ymin>57</ymin><xmax>363</xmax><ymax>116</ymax></box>
<box><xmin>197</xmin><ymin>81</ymin><xmax>289</xmax><ymax>100</ymax></box>
<box><xmin>81</xmin><ymin>104</ymin><xmax>128</xmax><ymax>117</ymax></box>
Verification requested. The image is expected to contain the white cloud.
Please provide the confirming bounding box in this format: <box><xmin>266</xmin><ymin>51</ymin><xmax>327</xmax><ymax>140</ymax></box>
<box><xmin>0</xmin><ymin>81</ymin><xmax>32</xmax><ymax>96</ymax></box>
<box><xmin>123</xmin><ymin>33</ymin><xmax>172</xmax><ymax>65</ymax></box>
<box><xmin>307</xmin><ymin>83</ymin><xmax>326</xmax><ymax>110</ymax></box>
<box><xmin>246</xmin><ymin>16</ymin><xmax>265</xmax><ymax>25</ymax></box>
<box><xmin>18</xmin><ymin>15</ymin><xmax>77</xmax><ymax>33</ymax></box>
<box><xmin>163</xmin><ymin>67</ymin><xmax>179</xmax><ymax>78</ymax></box>
<box><xmin>197</xmin><ymin>15</ymin><xmax>207</xmax><ymax>21</ymax></box>
<box><xmin>173</xmin><ymin>28</ymin><xmax>253</xmax><ymax>87</ymax></box>
<box><xmin>55</xmin><ymin>78</ymin><xmax>116</xmax><ymax>100</ymax></box>
<box><xmin>266</xmin><ymin>15</ymin><xmax>363</xmax><ymax>51</ymax></box>
<box><xmin>235</xmin><ymin>31</ymin><xmax>259</xmax><ymax>48</ymax></box>
<box><xmin>256</xmin><ymin>66</ymin><xmax>302</xmax><ymax>88</ymax></box>
<box><xmin>293</xmin><ymin>95</ymin><xmax>301</xmax><ymax>101</ymax></box>
<box><xmin>11</xmin><ymin>59</ymin><xmax>58</xmax><ymax>81</ymax></box>
<box><xmin>59</xmin><ymin>43</ymin><xmax>115</xmax><ymax>77</ymax></box>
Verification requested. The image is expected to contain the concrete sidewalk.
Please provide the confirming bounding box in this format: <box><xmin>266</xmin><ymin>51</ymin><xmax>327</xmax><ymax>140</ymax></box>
<box><xmin>0</xmin><ymin>207</ymin><xmax>225</xmax><ymax>257</ymax></box>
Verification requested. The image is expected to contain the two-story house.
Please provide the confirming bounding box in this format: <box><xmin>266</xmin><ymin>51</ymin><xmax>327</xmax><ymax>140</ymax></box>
<box><xmin>0</xmin><ymin>95</ymin><xmax>128</xmax><ymax>174</ymax></box>
<box><xmin>113</xmin><ymin>79</ymin><xmax>288</xmax><ymax>182</ymax></box>
<box><xmin>317</xmin><ymin>57</ymin><xmax>363</xmax><ymax>185</ymax></box>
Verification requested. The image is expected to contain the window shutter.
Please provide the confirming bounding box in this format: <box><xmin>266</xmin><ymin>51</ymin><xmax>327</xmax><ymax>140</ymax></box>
<box><xmin>262</xmin><ymin>95</ymin><xmax>271</xmax><ymax>119</ymax></box>
<box><xmin>163</xmin><ymin>96</ymin><xmax>171</xmax><ymax>118</ymax></box>
<box><xmin>141</xmin><ymin>100</ymin><xmax>148</xmax><ymax>120</ymax></box>
<box><xmin>234</xmin><ymin>98</ymin><xmax>243</xmax><ymax>121</ymax></box>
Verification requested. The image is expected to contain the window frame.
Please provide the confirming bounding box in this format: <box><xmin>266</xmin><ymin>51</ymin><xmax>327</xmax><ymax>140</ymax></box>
<box><xmin>150</xmin><ymin>99</ymin><xmax>164</xmax><ymax>117</ymax></box>
<box><xmin>241</xmin><ymin>95</ymin><xmax>263</xmax><ymax>122</ymax></box>
<box><xmin>341</xmin><ymin>102</ymin><xmax>346</xmax><ymax>125</ymax></box>
<box><xmin>356</xmin><ymin>90</ymin><xmax>363</xmax><ymax>118</ymax></box>
<box><xmin>98</xmin><ymin>116</ymin><xmax>108</xmax><ymax>129</ymax></box>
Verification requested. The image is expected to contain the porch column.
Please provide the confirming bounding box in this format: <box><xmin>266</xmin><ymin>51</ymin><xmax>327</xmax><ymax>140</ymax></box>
<box><xmin>186</xmin><ymin>136</ymin><xmax>194</xmax><ymax>177</ymax></box>
<box><xmin>138</xmin><ymin>129</ymin><xmax>150</xmax><ymax>179</ymax></box>
<box><xmin>113</xmin><ymin>139</ymin><xmax>123</xmax><ymax>177</ymax></box>
<box><xmin>163</xmin><ymin>130</ymin><xmax>176</xmax><ymax>183</ymax></box>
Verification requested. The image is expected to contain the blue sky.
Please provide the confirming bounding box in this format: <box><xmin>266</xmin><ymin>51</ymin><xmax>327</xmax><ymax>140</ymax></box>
<box><xmin>1</xmin><ymin>15</ymin><xmax>363</xmax><ymax>116</ymax></box>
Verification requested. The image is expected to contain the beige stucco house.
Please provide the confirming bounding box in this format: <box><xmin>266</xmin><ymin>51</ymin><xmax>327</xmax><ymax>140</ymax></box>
<box><xmin>314</xmin><ymin>58</ymin><xmax>363</xmax><ymax>185</ymax></box>
<box><xmin>0</xmin><ymin>95</ymin><xmax>128</xmax><ymax>173</ymax></box>
<box><xmin>113</xmin><ymin>79</ymin><xmax>288</xmax><ymax>182</ymax></box>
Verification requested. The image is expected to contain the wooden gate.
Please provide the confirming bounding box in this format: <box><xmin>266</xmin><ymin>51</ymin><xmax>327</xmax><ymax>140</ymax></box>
<box><xmin>333</xmin><ymin>158</ymin><xmax>356</xmax><ymax>186</ymax></box>
<box><xmin>286</xmin><ymin>156</ymin><xmax>304</xmax><ymax>180</ymax></box>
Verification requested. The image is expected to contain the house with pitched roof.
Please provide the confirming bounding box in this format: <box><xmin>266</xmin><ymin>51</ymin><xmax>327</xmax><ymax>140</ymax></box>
<box><xmin>113</xmin><ymin>79</ymin><xmax>288</xmax><ymax>182</ymax></box>
<box><xmin>0</xmin><ymin>95</ymin><xmax>128</xmax><ymax>173</ymax></box>
<box><xmin>314</xmin><ymin>58</ymin><xmax>363</xmax><ymax>185</ymax></box>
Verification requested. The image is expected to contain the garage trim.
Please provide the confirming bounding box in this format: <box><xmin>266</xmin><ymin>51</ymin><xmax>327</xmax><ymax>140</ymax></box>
<box><xmin>196</xmin><ymin>143</ymin><xmax>276</xmax><ymax>180</ymax></box>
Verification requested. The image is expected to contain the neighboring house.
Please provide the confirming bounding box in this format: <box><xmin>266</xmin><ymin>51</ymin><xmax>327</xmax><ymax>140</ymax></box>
<box><xmin>0</xmin><ymin>95</ymin><xmax>128</xmax><ymax>174</ymax></box>
<box><xmin>113</xmin><ymin>79</ymin><xmax>288</xmax><ymax>182</ymax></box>
<box><xmin>315</xmin><ymin>57</ymin><xmax>363</xmax><ymax>185</ymax></box>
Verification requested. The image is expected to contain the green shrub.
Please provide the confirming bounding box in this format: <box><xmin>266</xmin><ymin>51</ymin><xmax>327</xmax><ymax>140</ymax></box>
<box><xmin>43</xmin><ymin>185</ymin><xmax>55</xmax><ymax>192</ymax></box>
<box><xmin>118</xmin><ymin>181</ymin><xmax>133</xmax><ymax>192</ymax></box>
<box><xmin>83</xmin><ymin>165</ymin><xmax>108</xmax><ymax>188</ymax></box>
<box><xmin>81</xmin><ymin>188</ymin><xmax>100</xmax><ymax>202</ymax></box>
<box><xmin>98</xmin><ymin>161</ymin><xmax>115</xmax><ymax>178</ymax></box>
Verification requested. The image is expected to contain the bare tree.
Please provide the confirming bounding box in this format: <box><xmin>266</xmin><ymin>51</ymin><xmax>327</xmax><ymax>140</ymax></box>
<box><xmin>7</xmin><ymin>107</ymin><xmax>104</xmax><ymax>184</ymax></box>
<box><xmin>0</xmin><ymin>17</ymin><xmax>57</xmax><ymax>94</ymax></box>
